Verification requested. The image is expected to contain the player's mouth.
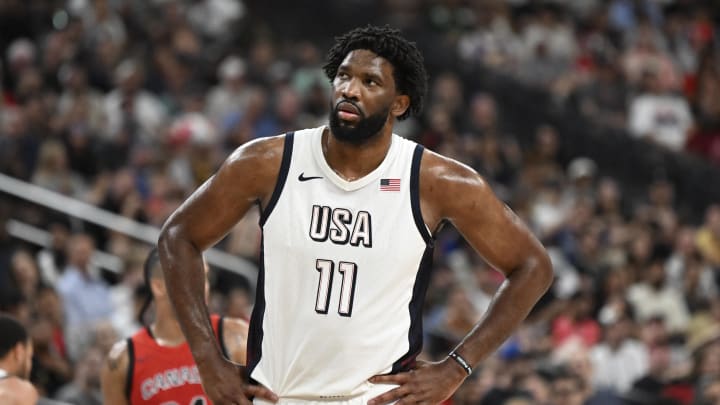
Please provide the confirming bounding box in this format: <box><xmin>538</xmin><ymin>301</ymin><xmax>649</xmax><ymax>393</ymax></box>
<box><xmin>336</xmin><ymin>101</ymin><xmax>362</xmax><ymax>122</ymax></box>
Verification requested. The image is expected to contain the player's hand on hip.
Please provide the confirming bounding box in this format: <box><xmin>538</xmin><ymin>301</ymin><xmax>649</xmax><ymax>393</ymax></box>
<box><xmin>367</xmin><ymin>359</ymin><xmax>468</xmax><ymax>405</ymax></box>
<box><xmin>198</xmin><ymin>356</ymin><xmax>278</xmax><ymax>405</ymax></box>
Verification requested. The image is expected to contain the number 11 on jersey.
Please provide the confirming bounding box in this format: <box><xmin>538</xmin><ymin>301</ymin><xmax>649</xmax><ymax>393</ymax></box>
<box><xmin>315</xmin><ymin>259</ymin><xmax>357</xmax><ymax>317</ymax></box>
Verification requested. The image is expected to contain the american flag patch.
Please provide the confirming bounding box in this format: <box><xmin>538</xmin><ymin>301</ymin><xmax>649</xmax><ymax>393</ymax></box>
<box><xmin>380</xmin><ymin>178</ymin><xmax>401</xmax><ymax>191</ymax></box>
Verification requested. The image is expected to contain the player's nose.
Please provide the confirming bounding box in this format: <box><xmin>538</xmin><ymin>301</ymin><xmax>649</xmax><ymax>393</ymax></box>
<box><xmin>341</xmin><ymin>77</ymin><xmax>361</xmax><ymax>100</ymax></box>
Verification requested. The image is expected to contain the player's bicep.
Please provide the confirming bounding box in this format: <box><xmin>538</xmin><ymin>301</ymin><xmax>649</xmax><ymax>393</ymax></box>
<box><xmin>429</xmin><ymin>156</ymin><xmax>545</xmax><ymax>276</ymax></box>
<box><xmin>101</xmin><ymin>340</ymin><xmax>131</xmax><ymax>405</ymax></box>
<box><xmin>163</xmin><ymin>136</ymin><xmax>284</xmax><ymax>251</ymax></box>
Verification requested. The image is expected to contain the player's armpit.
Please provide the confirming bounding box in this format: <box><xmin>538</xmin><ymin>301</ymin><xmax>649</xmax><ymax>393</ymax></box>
<box><xmin>222</xmin><ymin>317</ymin><xmax>249</xmax><ymax>365</ymax></box>
<box><xmin>101</xmin><ymin>340</ymin><xmax>131</xmax><ymax>405</ymax></box>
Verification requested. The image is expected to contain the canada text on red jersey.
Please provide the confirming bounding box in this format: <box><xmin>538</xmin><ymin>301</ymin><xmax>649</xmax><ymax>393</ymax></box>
<box><xmin>127</xmin><ymin>315</ymin><xmax>225</xmax><ymax>405</ymax></box>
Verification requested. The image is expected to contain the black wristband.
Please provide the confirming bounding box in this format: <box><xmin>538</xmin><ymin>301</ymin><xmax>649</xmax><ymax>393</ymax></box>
<box><xmin>448</xmin><ymin>351</ymin><xmax>472</xmax><ymax>376</ymax></box>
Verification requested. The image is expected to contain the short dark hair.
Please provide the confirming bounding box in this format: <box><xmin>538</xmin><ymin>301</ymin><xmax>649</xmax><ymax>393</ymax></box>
<box><xmin>0</xmin><ymin>315</ymin><xmax>28</xmax><ymax>358</ymax></box>
<box><xmin>323</xmin><ymin>25</ymin><xmax>427</xmax><ymax>121</ymax></box>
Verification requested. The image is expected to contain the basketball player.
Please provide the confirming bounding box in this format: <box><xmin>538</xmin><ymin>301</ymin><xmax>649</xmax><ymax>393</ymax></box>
<box><xmin>158</xmin><ymin>25</ymin><xmax>554</xmax><ymax>405</ymax></box>
<box><xmin>101</xmin><ymin>248</ymin><xmax>248</xmax><ymax>405</ymax></box>
<box><xmin>0</xmin><ymin>315</ymin><xmax>38</xmax><ymax>405</ymax></box>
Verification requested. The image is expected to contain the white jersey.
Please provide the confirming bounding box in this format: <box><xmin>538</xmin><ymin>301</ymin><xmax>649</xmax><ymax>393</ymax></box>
<box><xmin>248</xmin><ymin>126</ymin><xmax>434</xmax><ymax>399</ymax></box>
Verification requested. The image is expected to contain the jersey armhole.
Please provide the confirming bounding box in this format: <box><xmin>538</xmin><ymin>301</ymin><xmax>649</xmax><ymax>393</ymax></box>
<box><xmin>124</xmin><ymin>338</ymin><xmax>134</xmax><ymax>401</ymax></box>
<box><xmin>259</xmin><ymin>132</ymin><xmax>295</xmax><ymax>226</ymax></box>
<box><xmin>410</xmin><ymin>144</ymin><xmax>433</xmax><ymax>245</ymax></box>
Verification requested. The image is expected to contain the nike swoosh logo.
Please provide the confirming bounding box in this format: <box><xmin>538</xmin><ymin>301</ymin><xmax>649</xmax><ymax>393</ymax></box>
<box><xmin>298</xmin><ymin>173</ymin><xmax>323</xmax><ymax>182</ymax></box>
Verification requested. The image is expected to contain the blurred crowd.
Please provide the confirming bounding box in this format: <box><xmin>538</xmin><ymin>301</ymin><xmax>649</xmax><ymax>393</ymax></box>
<box><xmin>0</xmin><ymin>1</ymin><xmax>719</xmax><ymax>405</ymax></box>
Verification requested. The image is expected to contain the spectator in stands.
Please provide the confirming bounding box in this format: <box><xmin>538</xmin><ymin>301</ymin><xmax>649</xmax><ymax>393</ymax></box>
<box><xmin>628</xmin><ymin>69</ymin><xmax>693</xmax><ymax>151</ymax></box>
<box><xmin>552</xmin><ymin>291</ymin><xmax>601</xmax><ymax>349</ymax></box>
<box><xmin>627</xmin><ymin>247</ymin><xmax>690</xmax><ymax>335</ymax></box>
<box><xmin>36</xmin><ymin>220</ymin><xmax>70</xmax><ymax>286</ymax></box>
<box><xmin>9</xmin><ymin>249</ymin><xmax>41</xmax><ymax>304</ymax></box>
<box><xmin>55</xmin><ymin>344</ymin><xmax>102</xmax><ymax>405</ymax></box>
<box><xmin>206</xmin><ymin>55</ymin><xmax>252</xmax><ymax>129</ymax></box>
<box><xmin>590</xmin><ymin>305</ymin><xmax>648</xmax><ymax>394</ymax></box>
<box><xmin>29</xmin><ymin>316</ymin><xmax>71</xmax><ymax>398</ymax></box>
<box><xmin>31</xmin><ymin>139</ymin><xmax>85</xmax><ymax>198</ymax></box>
<box><xmin>696</xmin><ymin>204</ymin><xmax>720</xmax><ymax>267</ymax></box>
<box><xmin>56</xmin><ymin>233</ymin><xmax>114</xmax><ymax>360</ymax></box>
<box><xmin>102</xmin><ymin>59</ymin><xmax>167</xmax><ymax>144</ymax></box>
<box><xmin>571</xmin><ymin>56</ymin><xmax>628</xmax><ymax>130</ymax></box>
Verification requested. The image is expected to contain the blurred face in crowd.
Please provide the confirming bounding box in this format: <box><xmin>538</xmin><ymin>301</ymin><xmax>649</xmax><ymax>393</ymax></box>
<box><xmin>67</xmin><ymin>234</ymin><xmax>95</xmax><ymax>270</ymax></box>
<box><xmin>519</xmin><ymin>372</ymin><xmax>550</xmax><ymax>404</ymax></box>
<box><xmin>551</xmin><ymin>375</ymin><xmax>585</xmax><ymax>405</ymax></box>
<box><xmin>646</xmin><ymin>261</ymin><xmax>666</xmax><ymax>289</ymax></box>
<box><xmin>329</xmin><ymin>50</ymin><xmax>400</xmax><ymax>144</ymax></box>
<box><xmin>11</xmin><ymin>250</ymin><xmax>39</xmax><ymax>296</ymax></box>
<box><xmin>36</xmin><ymin>288</ymin><xmax>63</xmax><ymax>326</ymax></box>
<box><xmin>604</xmin><ymin>317</ymin><xmax>631</xmax><ymax>348</ymax></box>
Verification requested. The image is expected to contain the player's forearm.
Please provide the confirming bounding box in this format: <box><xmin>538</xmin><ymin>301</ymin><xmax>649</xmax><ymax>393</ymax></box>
<box><xmin>158</xmin><ymin>227</ymin><xmax>221</xmax><ymax>363</ymax></box>
<box><xmin>451</xmin><ymin>254</ymin><xmax>552</xmax><ymax>368</ymax></box>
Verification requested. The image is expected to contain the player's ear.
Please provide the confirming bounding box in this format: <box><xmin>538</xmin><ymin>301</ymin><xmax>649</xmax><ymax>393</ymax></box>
<box><xmin>13</xmin><ymin>341</ymin><xmax>27</xmax><ymax>364</ymax></box>
<box><xmin>150</xmin><ymin>277</ymin><xmax>166</xmax><ymax>298</ymax></box>
<box><xmin>391</xmin><ymin>94</ymin><xmax>410</xmax><ymax>118</ymax></box>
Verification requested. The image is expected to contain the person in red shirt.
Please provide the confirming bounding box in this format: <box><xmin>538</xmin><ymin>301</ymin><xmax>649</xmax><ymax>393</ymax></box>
<box><xmin>101</xmin><ymin>248</ymin><xmax>248</xmax><ymax>405</ymax></box>
<box><xmin>552</xmin><ymin>291</ymin><xmax>601</xmax><ymax>348</ymax></box>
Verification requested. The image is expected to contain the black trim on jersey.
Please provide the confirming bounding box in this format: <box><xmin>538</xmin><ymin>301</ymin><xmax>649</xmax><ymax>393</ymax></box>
<box><xmin>125</xmin><ymin>338</ymin><xmax>135</xmax><ymax>400</ymax></box>
<box><xmin>390</xmin><ymin>245</ymin><xmax>435</xmax><ymax>373</ymax></box>
<box><xmin>410</xmin><ymin>145</ymin><xmax>432</xmax><ymax>245</ymax></box>
<box><xmin>218</xmin><ymin>316</ymin><xmax>230</xmax><ymax>360</ymax></box>
<box><xmin>247</xmin><ymin>237</ymin><xmax>267</xmax><ymax>382</ymax></box>
<box><xmin>260</xmin><ymin>132</ymin><xmax>294</xmax><ymax>226</ymax></box>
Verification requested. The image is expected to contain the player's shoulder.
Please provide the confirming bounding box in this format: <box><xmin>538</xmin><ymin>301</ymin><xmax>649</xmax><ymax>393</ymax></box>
<box><xmin>418</xmin><ymin>147</ymin><xmax>486</xmax><ymax>188</ymax></box>
<box><xmin>0</xmin><ymin>377</ymin><xmax>38</xmax><ymax>400</ymax></box>
<box><xmin>227</xmin><ymin>134</ymin><xmax>287</xmax><ymax>165</ymax></box>
<box><xmin>1</xmin><ymin>377</ymin><xmax>36</xmax><ymax>392</ymax></box>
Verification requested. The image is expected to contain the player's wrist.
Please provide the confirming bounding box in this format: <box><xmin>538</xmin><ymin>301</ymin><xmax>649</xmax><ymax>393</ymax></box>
<box><xmin>446</xmin><ymin>350</ymin><xmax>473</xmax><ymax>379</ymax></box>
<box><xmin>191</xmin><ymin>341</ymin><xmax>225</xmax><ymax>368</ymax></box>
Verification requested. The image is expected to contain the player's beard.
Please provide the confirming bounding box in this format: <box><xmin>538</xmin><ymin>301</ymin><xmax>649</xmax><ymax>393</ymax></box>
<box><xmin>329</xmin><ymin>100</ymin><xmax>390</xmax><ymax>145</ymax></box>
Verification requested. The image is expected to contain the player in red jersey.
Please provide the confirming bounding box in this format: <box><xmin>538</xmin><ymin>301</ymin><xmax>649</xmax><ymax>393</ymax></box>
<box><xmin>101</xmin><ymin>248</ymin><xmax>248</xmax><ymax>405</ymax></box>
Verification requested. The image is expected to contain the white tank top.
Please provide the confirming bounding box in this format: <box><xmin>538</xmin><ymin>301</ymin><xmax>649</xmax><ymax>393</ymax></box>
<box><xmin>247</xmin><ymin>126</ymin><xmax>434</xmax><ymax>399</ymax></box>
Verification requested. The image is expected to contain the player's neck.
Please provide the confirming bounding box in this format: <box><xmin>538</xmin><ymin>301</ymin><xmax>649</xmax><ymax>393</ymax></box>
<box><xmin>151</xmin><ymin>305</ymin><xmax>186</xmax><ymax>346</ymax></box>
<box><xmin>323</xmin><ymin>127</ymin><xmax>392</xmax><ymax>182</ymax></box>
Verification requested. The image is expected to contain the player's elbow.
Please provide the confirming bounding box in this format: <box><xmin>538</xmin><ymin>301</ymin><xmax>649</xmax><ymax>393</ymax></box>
<box><xmin>530</xmin><ymin>251</ymin><xmax>554</xmax><ymax>294</ymax></box>
<box><xmin>158</xmin><ymin>218</ymin><xmax>187</xmax><ymax>256</ymax></box>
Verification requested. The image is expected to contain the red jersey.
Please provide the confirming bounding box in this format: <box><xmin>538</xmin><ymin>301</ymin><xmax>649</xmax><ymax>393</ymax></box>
<box><xmin>126</xmin><ymin>315</ymin><xmax>228</xmax><ymax>405</ymax></box>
